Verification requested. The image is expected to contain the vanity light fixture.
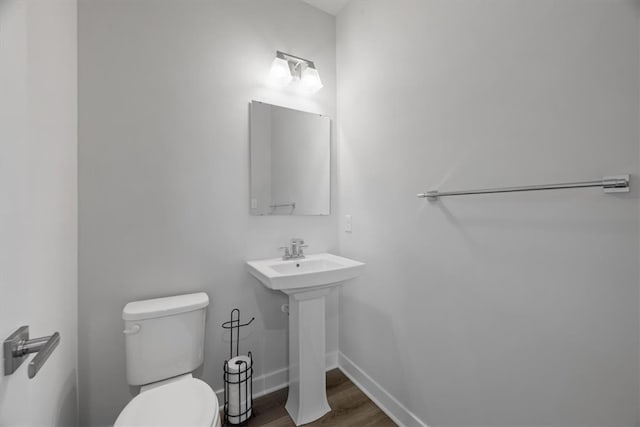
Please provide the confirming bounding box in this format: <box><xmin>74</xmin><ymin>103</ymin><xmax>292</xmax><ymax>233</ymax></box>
<box><xmin>268</xmin><ymin>55</ymin><xmax>293</xmax><ymax>87</ymax></box>
<box><xmin>268</xmin><ymin>50</ymin><xmax>323</xmax><ymax>93</ymax></box>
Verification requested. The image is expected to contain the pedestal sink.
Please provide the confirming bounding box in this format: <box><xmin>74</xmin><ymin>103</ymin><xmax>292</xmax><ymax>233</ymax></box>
<box><xmin>246</xmin><ymin>253</ymin><xmax>365</xmax><ymax>426</ymax></box>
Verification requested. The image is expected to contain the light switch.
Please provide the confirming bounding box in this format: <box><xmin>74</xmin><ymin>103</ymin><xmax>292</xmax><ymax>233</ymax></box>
<box><xmin>251</xmin><ymin>198</ymin><xmax>258</xmax><ymax>209</ymax></box>
<box><xmin>345</xmin><ymin>214</ymin><xmax>352</xmax><ymax>232</ymax></box>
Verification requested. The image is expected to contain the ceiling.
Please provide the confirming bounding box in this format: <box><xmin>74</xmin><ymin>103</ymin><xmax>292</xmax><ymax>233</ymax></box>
<box><xmin>300</xmin><ymin>0</ymin><xmax>351</xmax><ymax>15</ymax></box>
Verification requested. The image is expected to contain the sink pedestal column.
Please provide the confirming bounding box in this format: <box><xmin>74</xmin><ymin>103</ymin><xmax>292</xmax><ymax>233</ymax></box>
<box><xmin>284</xmin><ymin>287</ymin><xmax>332</xmax><ymax>426</ymax></box>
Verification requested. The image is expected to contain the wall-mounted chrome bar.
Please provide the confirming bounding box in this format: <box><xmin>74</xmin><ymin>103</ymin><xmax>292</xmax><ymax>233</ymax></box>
<box><xmin>417</xmin><ymin>175</ymin><xmax>630</xmax><ymax>200</ymax></box>
<box><xmin>28</xmin><ymin>332</ymin><xmax>60</xmax><ymax>379</ymax></box>
<box><xmin>4</xmin><ymin>326</ymin><xmax>60</xmax><ymax>378</ymax></box>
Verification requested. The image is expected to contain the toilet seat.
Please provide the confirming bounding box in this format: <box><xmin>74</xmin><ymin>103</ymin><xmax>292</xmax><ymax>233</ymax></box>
<box><xmin>114</xmin><ymin>376</ymin><xmax>220</xmax><ymax>427</ymax></box>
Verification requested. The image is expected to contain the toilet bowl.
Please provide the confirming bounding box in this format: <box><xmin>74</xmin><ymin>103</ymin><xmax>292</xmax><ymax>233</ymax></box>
<box><xmin>115</xmin><ymin>293</ymin><xmax>220</xmax><ymax>427</ymax></box>
<box><xmin>114</xmin><ymin>374</ymin><xmax>221</xmax><ymax>427</ymax></box>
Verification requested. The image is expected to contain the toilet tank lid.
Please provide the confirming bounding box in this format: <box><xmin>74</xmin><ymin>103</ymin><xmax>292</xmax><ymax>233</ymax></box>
<box><xmin>123</xmin><ymin>292</ymin><xmax>209</xmax><ymax>321</ymax></box>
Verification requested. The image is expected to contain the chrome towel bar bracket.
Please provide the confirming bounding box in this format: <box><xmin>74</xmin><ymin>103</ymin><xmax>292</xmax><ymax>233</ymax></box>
<box><xmin>4</xmin><ymin>326</ymin><xmax>60</xmax><ymax>378</ymax></box>
<box><xmin>417</xmin><ymin>174</ymin><xmax>630</xmax><ymax>200</ymax></box>
<box><xmin>269</xmin><ymin>202</ymin><xmax>296</xmax><ymax>209</ymax></box>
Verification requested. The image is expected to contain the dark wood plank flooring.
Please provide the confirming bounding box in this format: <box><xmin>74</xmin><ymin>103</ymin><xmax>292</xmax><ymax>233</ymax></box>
<box><xmin>242</xmin><ymin>369</ymin><xmax>397</xmax><ymax>427</ymax></box>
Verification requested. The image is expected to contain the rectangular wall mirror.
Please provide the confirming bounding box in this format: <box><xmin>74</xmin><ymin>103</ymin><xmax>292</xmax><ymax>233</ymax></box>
<box><xmin>250</xmin><ymin>101</ymin><xmax>330</xmax><ymax>215</ymax></box>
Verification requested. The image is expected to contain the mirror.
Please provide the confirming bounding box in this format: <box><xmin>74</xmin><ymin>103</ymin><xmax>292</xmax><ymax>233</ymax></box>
<box><xmin>250</xmin><ymin>101</ymin><xmax>330</xmax><ymax>215</ymax></box>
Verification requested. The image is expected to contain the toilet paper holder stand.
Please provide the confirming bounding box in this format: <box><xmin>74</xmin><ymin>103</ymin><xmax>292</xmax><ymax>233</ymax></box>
<box><xmin>222</xmin><ymin>308</ymin><xmax>255</xmax><ymax>426</ymax></box>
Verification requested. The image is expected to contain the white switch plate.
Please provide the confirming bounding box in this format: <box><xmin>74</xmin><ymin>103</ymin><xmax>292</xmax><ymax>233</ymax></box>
<box><xmin>251</xmin><ymin>198</ymin><xmax>258</xmax><ymax>209</ymax></box>
<box><xmin>345</xmin><ymin>215</ymin><xmax>352</xmax><ymax>232</ymax></box>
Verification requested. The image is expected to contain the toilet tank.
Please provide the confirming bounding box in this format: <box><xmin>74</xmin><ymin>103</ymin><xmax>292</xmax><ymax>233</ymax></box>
<box><xmin>122</xmin><ymin>292</ymin><xmax>209</xmax><ymax>386</ymax></box>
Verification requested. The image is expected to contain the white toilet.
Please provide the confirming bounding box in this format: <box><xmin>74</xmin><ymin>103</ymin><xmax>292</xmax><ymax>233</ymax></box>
<box><xmin>114</xmin><ymin>292</ymin><xmax>221</xmax><ymax>427</ymax></box>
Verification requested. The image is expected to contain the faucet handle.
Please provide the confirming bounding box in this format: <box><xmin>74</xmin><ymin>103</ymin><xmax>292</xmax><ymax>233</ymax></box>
<box><xmin>291</xmin><ymin>237</ymin><xmax>304</xmax><ymax>244</ymax></box>
<box><xmin>298</xmin><ymin>244</ymin><xmax>309</xmax><ymax>257</ymax></box>
<box><xmin>278</xmin><ymin>246</ymin><xmax>291</xmax><ymax>259</ymax></box>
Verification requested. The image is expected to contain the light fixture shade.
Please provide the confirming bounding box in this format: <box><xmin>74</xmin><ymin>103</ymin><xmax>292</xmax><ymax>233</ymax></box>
<box><xmin>268</xmin><ymin>57</ymin><xmax>293</xmax><ymax>87</ymax></box>
<box><xmin>300</xmin><ymin>66</ymin><xmax>323</xmax><ymax>93</ymax></box>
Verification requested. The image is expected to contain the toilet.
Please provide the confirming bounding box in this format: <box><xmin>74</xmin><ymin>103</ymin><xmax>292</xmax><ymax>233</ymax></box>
<box><xmin>114</xmin><ymin>292</ymin><xmax>221</xmax><ymax>427</ymax></box>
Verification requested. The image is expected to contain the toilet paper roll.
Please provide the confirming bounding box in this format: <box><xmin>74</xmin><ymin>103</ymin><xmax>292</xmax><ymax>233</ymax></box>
<box><xmin>226</xmin><ymin>356</ymin><xmax>252</xmax><ymax>424</ymax></box>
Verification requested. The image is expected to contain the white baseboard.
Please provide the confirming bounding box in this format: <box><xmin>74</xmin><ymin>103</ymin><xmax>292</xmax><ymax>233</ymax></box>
<box><xmin>338</xmin><ymin>352</ymin><xmax>427</xmax><ymax>427</ymax></box>
<box><xmin>215</xmin><ymin>350</ymin><xmax>339</xmax><ymax>407</ymax></box>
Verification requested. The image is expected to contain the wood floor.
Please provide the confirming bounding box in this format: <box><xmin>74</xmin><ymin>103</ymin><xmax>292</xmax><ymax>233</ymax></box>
<box><xmin>236</xmin><ymin>369</ymin><xmax>397</xmax><ymax>427</ymax></box>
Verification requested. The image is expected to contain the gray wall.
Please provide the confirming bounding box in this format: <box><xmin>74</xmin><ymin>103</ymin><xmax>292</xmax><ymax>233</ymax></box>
<box><xmin>0</xmin><ymin>0</ymin><xmax>78</xmax><ymax>425</ymax></box>
<box><xmin>78</xmin><ymin>1</ymin><xmax>336</xmax><ymax>425</ymax></box>
<box><xmin>336</xmin><ymin>1</ymin><xmax>639</xmax><ymax>426</ymax></box>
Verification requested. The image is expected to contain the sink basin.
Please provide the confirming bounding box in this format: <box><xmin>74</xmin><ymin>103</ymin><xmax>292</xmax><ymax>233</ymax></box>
<box><xmin>246</xmin><ymin>253</ymin><xmax>365</xmax><ymax>292</ymax></box>
<box><xmin>246</xmin><ymin>252</ymin><xmax>365</xmax><ymax>426</ymax></box>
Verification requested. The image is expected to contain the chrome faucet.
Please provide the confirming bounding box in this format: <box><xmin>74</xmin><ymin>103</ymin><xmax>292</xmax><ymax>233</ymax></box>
<box><xmin>279</xmin><ymin>238</ymin><xmax>308</xmax><ymax>260</ymax></box>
